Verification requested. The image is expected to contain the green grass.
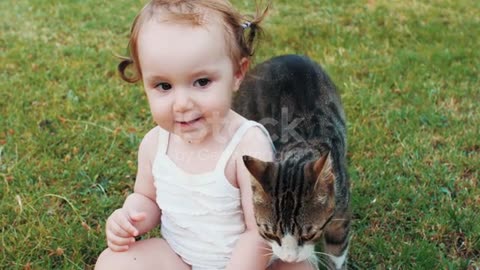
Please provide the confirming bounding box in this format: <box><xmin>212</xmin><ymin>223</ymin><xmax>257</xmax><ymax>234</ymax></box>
<box><xmin>1</xmin><ymin>0</ymin><xmax>479</xmax><ymax>269</ymax></box>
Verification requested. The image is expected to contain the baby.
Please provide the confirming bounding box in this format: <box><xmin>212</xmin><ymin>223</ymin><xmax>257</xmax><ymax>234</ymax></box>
<box><xmin>95</xmin><ymin>1</ymin><xmax>315</xmax><ymax>269</ymax></box>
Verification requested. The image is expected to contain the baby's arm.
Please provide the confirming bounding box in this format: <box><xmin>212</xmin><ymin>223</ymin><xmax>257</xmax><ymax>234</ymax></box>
<box><xmin>226</xmin><ymin>127</ymin><xmax>274</xmax><ymax>270</ymax></box>
<box><xmin>105</xmin><ymin>127</ymin><xmax>161</xmax><ymax>251</ymax></box>
<box><xmin>124</xmin><ymin>127</ymin><xmax>161</xmax><ymax>234</ymax></box>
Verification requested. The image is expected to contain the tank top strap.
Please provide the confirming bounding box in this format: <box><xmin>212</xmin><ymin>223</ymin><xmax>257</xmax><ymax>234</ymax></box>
<box><xmin>156</xmin><ymin>126</ymin><xmax>170</xmax><ymax>156</ymax></box>
<box><xmin>215</xmin><ymin>120</ymin><xmax>273</xmax><ymax>171</ymax></box>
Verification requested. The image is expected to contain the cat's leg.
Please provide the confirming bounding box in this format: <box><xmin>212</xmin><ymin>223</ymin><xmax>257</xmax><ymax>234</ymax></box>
<box><xmin>322</xmin><ymin>212</ymin><xmax>350</xmax><ymax>270</ymax></box>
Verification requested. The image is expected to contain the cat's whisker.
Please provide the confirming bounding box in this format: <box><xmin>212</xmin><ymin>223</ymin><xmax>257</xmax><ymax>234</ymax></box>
<box><xmin>309</xmin><ymin>253</ymin><xmax>322</xmax><ymax>268</ymax></box>
<box><xmin>308</xmin><ymin>255</ymin><xmax>323</xmax><ymax>270</ymax></box>
<box><xmin>313</xmin><ymin>252</ymin><xmax>337</xmax><ymax>270</ymax></box>
<box><xmin>260</xmin><ymin>249</ymin><xmax>273</xmax><ymax>255</ymax></box>
<box><xmin>262</xmin><ymin>252</ymin><xmax>274</xmax><ymax>257</ymax></box>
<box><xmin>313</xmin><ymin>251</ymin><xmax>332</xmax><ymax>257</ymax></box>
<box><xmin>315</xmin><ymin>256</ymin><xmax>330</xmax><ymax>270</ymax></box>
<box><xmin>258</xmin><ymin>246</ymin><xmax>273</xmax><ymax>252</ymax></box>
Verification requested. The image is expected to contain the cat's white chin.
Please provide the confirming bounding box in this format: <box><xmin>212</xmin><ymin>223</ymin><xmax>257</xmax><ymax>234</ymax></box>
<box><xmin>270</xmin><ymin>234</ymin><xmax>315</xmax><ymax>263</ymax></box>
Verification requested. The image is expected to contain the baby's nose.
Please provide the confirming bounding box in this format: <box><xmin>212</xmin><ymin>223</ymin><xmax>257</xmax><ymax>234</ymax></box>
<box><xmin>173</xmin><ymin>89</ymin><xmax>193</xmax><ymax>112</ymax></box>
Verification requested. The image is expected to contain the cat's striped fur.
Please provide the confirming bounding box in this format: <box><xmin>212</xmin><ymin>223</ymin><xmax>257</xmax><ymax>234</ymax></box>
<box><xmin>234</xmin><ymin>55</ymin><xmax>350</xmax><ymax>269</ymax></box>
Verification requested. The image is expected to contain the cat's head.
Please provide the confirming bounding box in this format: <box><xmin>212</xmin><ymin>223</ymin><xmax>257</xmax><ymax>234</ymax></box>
<box><xmin>243</xmin><ymin>152</ymin><xmax>336</xmax><ymax>263</ymax></box>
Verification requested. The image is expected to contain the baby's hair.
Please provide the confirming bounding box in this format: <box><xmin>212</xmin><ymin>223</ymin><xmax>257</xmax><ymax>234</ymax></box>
<box><xmin>118</xmin><ymin>0</ymin><xmax>270</xmax><ymax>83</ymax></box>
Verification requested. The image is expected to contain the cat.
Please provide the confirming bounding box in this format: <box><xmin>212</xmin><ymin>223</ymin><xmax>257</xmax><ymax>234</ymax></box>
<box><xmin>234</xmin><ymin>54</ymin><xmax>350</xmax><ymax>269</ymax></box>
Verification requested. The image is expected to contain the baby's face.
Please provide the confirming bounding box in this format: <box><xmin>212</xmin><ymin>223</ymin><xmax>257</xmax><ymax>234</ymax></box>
<box><xmin>137</xmin><ymin>18</ymin><xmax>242</xmax><ymax>144</ymax></box>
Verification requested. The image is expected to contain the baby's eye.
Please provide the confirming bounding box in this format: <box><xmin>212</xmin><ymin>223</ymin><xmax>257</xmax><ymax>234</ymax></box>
<box><xmin>193</xmin><ymin>78</ymin><xmax>211</xmax><ymax>87</ymax></box>
<box><xmin>155</xmin><ymin>82</ymin><xmax>172</xmax><ymax>91</ymax></box>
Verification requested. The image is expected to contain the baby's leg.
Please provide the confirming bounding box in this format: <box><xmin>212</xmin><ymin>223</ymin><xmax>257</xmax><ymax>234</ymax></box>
<box><xmin>95</xmin><ymin>238</ymin><xmax>190</xmax><ymax>270</ymax></box>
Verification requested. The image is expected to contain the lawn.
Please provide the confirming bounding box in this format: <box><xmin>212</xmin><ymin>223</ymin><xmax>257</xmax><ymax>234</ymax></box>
<box><xmin>1</xmin><ymin>0</ymin><xmax>479</xmax><ymax>269</ymax></box>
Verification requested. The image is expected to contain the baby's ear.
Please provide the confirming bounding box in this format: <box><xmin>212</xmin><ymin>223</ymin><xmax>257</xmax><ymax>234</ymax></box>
<box><xmin>233</xmin><ymin>58</ymin><xmax>250</xmax><ymax>91</ymax></box>
<box><xmin>242</xmin><ymin>155</ymin><xmax>273</xmax><ymax>202</ymax></box>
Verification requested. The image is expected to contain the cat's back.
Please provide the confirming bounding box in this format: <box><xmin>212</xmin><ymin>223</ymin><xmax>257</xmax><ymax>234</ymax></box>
<box><xmin>234</xmin><ymin>54</ymin><xmax>341</xmax><ymax>119</ymax></box>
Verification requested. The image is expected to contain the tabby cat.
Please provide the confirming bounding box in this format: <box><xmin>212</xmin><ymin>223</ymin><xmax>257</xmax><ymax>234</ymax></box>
<box><xmin>234</xmin><ymin>55</ymin><xmax>350</xmax><ymax>269</ymax></box>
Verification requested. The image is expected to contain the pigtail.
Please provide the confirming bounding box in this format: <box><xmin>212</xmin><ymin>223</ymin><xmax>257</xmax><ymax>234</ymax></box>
<box><xmin>118</xmin><ymin>56</ymin><xmax>141</xmax><ymax>83</ymax></box>
<box><xmin>244</xmin><ymin>22</ymin><xmax>258</xmax><ymax>56</ymax></box>
<box><xmin>241</xmin><ymin>1</ymin><xmax>270</xmax><ymax>57</ymax></box>
<box><xmin>116</xmin><ymin>4</ymin><xmax>151</xmax><ymax>84</ymax></box>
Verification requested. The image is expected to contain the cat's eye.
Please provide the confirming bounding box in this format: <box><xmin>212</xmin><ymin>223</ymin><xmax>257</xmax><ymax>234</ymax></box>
<box><xmin>155</xmin><ymin>82</ymin><xmax>172</xmax><ymax>91</ymax></box>
<box><xmin>300</xmin><ymin>214</ymin><xmax>334</xmax><ymax>242</ymax></box>
<box><xmin>301</xmin><ymin>230</ymin><xmax>320</xmax><ymax>242</ymax></box>
<box><xmin>260</xmin><ymin>231</ymin><xmax>281</xmax><ymax>245</ymax></box>
<box><xmin>193</xmin><ymin>78</ymin><xmax>211</xmax><ymax>87</ymax></box>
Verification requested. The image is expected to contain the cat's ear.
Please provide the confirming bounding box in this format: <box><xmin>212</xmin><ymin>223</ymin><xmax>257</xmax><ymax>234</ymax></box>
<box><xmin>312</xmin><ymin>152</ymin><xmax>335</xmax><ymax>204</ymax></box>
<box><xmin>243</xmin><ymin>155</ymin><xmax>269</xmax><ymax>180</ymax></box>
<box><xmin>242</xmin><ymin>155</ymin><xmax>272</xmax><ymax>201</ymax></box>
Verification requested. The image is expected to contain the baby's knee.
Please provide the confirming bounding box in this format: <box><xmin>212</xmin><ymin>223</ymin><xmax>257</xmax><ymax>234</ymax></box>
<box><xmin>95</xmin><ymin>246</ymin><xmax>147</xmax><ymax>270</ymax></box>
<box><xmin>94</xmin><ymin>248</ymin><xmax>125</xmax><ymax>270</ymax></box>
<box><xmin>95</xmin><ymin>238</ymin><xmax>190</xmax><ymax>270</ymax></box>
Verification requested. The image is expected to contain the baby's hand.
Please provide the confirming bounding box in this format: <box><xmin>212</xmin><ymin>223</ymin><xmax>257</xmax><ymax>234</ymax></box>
<box><xmin>105</xmin><ymin>208</ymin><xmax>146</xmax><ymax>252</ymax></box>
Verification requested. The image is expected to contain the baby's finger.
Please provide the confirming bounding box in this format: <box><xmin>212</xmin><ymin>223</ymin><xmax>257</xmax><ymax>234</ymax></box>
<box><xmin>119</xmin><ymin>220</ymin><xmax>139</xmax><ymax>237</ymax></box>
<box><xmin>107</xmin><ymin>220</ymin><xmax>131</xmax><ymax>238</ymax></box>
<box><xmin>130</xmin><ymin>212</ymin><xmax>147</xmax><ymax>222</ymax></box>
<box><xmin>113</xmin><ymin>210</ymin><xmax>139</xmax><ymax>236</ymax></box>
<box><xmin>107</xmin><ymin>240</ymin><xmax>129</xmax><ymax>252</ymax></box>
<box><xmin>106</xmin><ymin>229</ymin><xmax>135</xmax><ymax>247</ymax></box>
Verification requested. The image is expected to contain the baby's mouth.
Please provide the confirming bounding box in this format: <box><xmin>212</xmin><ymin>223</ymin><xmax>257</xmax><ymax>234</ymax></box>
<box><xmin>177</xmin><ymin>117</ymin><xmax>202</xmax><ymax>125</ymax></box>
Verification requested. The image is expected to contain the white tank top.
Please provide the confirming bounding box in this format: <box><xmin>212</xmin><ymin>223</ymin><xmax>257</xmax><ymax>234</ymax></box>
<box><xmin>152</xmin><ymin>120</ymin><xmax>273</xmax><ymax>270</ymax></box>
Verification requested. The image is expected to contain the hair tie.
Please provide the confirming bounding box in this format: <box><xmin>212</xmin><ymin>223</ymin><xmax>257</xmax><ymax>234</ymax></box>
<box><xmin>241</xmin><ymin>21</ymin><xmax>252</xmax><ymax>29</ymax></box>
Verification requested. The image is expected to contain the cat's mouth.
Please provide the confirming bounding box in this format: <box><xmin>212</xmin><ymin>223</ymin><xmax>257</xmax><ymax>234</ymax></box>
<box><xmin>270</xmin><ymin>235</ymin><xmax>315</xmax><ymax>263</ymax></box>
<box><xmin>271</xmin><ymin>243</ymin><xmax>314</xmax><ymax>263</ymax></box>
